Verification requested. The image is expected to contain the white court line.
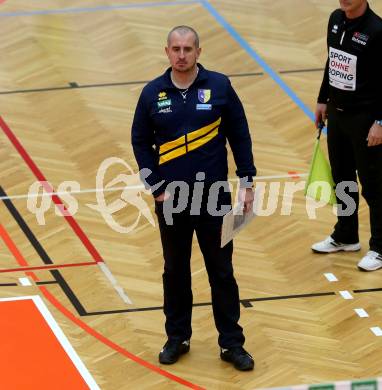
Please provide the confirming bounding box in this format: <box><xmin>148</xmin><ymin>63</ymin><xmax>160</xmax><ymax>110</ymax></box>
<box><xmin>324</xmin><ymin>273</ymin><xmax>338</xmax><ymax>282</ymax></box>
<box><xmin>18</xmin><ymin>277</ymin><xmax>32</xmax><ymax>286</ymax></box>
<box><xmin>339</xmin><ymin>290</ymin><xmax>353</xmax><ymax>300</ymax></box>
<box><xmin>354</xmin><ymin>308</ymin><xmax>369</xmax><ymax>318</ymax></box>
<box><xmin>98</xmin><ymin>263</ymin><xmax>132</xmax><ymax>304</ymax></box>
<box><xmin>191</xmin><ymin>267</ymin><xmax>206</xmax><ymax>277</ymax></box>
<box><xmin>370</xmin><ymin>327</ymin><xmax>382</xmax><ymax>336</ymax></box>
<box><xmin>0</xmin><ymin>295</ymin><xmax>100</xmax><ymax>389</ymax></box>
<box><xmin>0</xmin><ymin>173</ymin><xmax>308</xmax><ymax>201</ymax></box>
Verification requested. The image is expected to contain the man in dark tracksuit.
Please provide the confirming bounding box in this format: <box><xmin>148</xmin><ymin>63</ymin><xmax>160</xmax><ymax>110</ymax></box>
<box><xmin>131</xmin><ymin>26</ymin><xmax>256</xmax><ymax>371</ymax></box>
<box><xmin>312</xmin><ymin>1</ymin><xmax>382</xmax><ymax>271</ymax></box>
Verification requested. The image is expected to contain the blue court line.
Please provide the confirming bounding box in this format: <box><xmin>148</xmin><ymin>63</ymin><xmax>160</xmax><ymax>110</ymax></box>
<box><xmin>200</xmin><ymin>0</ymin><xmax>315</xmax><ymax>123</ymax></box>
<box><xmin>0</xmin><ymin>0</ymin><xmax>198</xmax><ymax>17</ymax></box>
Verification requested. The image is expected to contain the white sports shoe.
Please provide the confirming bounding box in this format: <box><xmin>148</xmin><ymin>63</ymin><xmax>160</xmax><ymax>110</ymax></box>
<box><xmin>311</xmin><ymin>236</ymin><xmax>361</xmax><ymax>253</ymax></box>
<box><xmin>357</xmin><ymin>251</ymin><xmax>382</xmax><ymax>271</ymax></box>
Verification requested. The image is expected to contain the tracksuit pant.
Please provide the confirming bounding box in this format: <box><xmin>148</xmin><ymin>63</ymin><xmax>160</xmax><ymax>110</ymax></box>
<box><xmin>327</xmin><ymin>104</ymin><xmax>382</xmax><ymax>253</ymax></box>
<box><xmin>155</xmin><ymin>187</ymin><xmax>245</xmax><ymax>348</ymax></box>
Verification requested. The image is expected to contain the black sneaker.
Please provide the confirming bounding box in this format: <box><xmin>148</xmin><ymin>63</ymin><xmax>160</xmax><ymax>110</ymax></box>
<box><xmin>159</xmin><ymin>339</ymin><xmax>190</xmax><ymax>364</ymax></box>
<box><xmin>220</xmin><ymin>346</ymin><xmax>254</xmax><ymax>371</ymax></box>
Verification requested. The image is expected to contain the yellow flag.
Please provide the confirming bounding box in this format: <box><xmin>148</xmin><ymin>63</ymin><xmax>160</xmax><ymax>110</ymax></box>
<box><xmin>304</xmin><ymin>139</ymin><xmax>336</xmax><ymax>205</ymax></box>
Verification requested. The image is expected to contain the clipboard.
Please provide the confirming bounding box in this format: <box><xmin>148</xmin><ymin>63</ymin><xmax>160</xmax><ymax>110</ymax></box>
<box><xmin>220</xmin><ymin>188</ymin><xmax>260</xmax><ymax>247</ymax></box>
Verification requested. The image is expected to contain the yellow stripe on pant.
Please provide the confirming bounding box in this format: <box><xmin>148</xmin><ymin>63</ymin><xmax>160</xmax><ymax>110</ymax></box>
<box><xmin>159</xmin><ymin>117</ymin><xmax>221</xmax><ymax>165</ymax></box>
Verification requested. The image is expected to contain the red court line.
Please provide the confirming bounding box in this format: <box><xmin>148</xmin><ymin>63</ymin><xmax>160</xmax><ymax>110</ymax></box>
<box><xmin>287</xmin><ymin>171</ymin><xmax>301</xmax><ymax>179</ymax></box>
<box><xmin>0</xmin><ymin>224</ymin><xmax>29</xmax><ymax>267</ymax></box>
<box><xmin>1</xmin><ymin>222</ymin><xmax>205</xmax><ymax>389</ymax></box>
<box><xmin>0</xmin><ymin>115</ymin><xmax>103</xmax><ymax>264</ymax></box>
<box><xmin>0</xmin><ymin>223</ymin><xmax>40</xmax><ymax>285</ymax></box>
<box><xmin>0</xmin><ymin>261</ymin><xmax>97</xmax><ymax>274</ymax></box>
<box><xmin>39</xmin><ymin>286</ymin><xmax>205</xmax><ymax>390</ymax></box>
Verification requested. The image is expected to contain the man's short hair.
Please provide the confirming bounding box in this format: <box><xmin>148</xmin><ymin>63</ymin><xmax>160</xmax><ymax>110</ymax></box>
<box><xmin>167</xmin><ymin>25</ymin><xmax>200</xmax><ymax>48</ymax></box>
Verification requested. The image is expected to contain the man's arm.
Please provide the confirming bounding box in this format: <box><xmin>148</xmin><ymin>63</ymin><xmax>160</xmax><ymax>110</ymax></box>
<box><xmin>367</xmin><ymin>30</ymin><xmax>382</xmax><ymax>147</ymax></box>
<box><xmin>223</xmin><ymin>80</ymin><xmax>256</xmax><ymax>212</ymax></box>
<box><xmin>315</xmin><ymin>13</ymin><xmax>332</xmax><ymax>129</ymax></box>
<box><xmin>131</xmin><ymin>91</ymin><xmax>166</xmax><ymax>198</ymax></box>
<box><xmin>316</xmin><ymin>58</ymin><xmax>329</xmax><ymax>128</ymax></box>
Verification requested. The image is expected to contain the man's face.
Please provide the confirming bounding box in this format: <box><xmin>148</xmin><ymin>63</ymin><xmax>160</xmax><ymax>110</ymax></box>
<box><xmin>165</xmin><ymin>31</ymin><xmax>201</xmax><ymax>73</ymax></box>
<box><xmin>339</xmin><ymin>0</ymin><xmax>367</xmax><ymax>15</ymax></box>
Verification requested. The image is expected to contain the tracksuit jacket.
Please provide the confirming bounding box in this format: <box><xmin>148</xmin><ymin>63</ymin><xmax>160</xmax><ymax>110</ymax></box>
<box><xmin>318</xmin><ymin>4</ymin><xmax>382</xmax><ymax>119</ymax></box>
<box><xmin>131</xmin><ymin>64</ymin><xmax>256</xmax><ymax>197</ymax></box>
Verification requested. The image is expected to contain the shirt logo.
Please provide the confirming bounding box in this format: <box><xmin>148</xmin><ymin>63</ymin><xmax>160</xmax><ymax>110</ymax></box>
<box><xmin>158</xmin><ymin>107</ymin><xmax>172</xmax><ymax>114</ymax></box>
<box><xmin>158</xmin><ymin>92</ymin><xmax>168</xmax><ymax>101</ymax></box>
<box><xmin>332</xmin><ymin>24</ymin><xmax>338</xmax><ymax>34</ymax></box>
<box><xmin>352</xmin><ymin>32</ymin><xmax>369</xmax><ymax>46</ymax></box>
<box><xmin>198</xmin><ymin>89</ymin><xmax>211</xmax><ymax>103</ymax></box>
<box><xmin>328</xmin><ymin>47</ymin><xmax>357</xmax><ymax>91</ymax></box>
<box><xmin>196</xmin><ymin>104</ymin><xmax>212</xmax><ymax>110</ymax></box>
<box><xmin>157</xmin><ymin>99</ymin><xmax>171</xmax><ymax>108</ymax></box>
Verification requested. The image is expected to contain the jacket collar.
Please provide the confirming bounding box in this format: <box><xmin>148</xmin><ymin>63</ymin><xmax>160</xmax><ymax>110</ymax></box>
<box><xmin>341</xmin><ymin>2</ymin><xmax>371</xmax><ymax>29</ymax></box>
<box><xmin>159</xmin><ymin>63</ymin><xmax>208</xmax><ymax>89</ymax></box>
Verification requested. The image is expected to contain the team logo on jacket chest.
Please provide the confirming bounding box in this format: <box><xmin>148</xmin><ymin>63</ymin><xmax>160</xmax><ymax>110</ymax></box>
<box><xmin>352</xmin><ymin>32</ymin><xmax>369</xmax><ymax>46</ymax></box>
<box><xmin>198</xmin><ymin>89</ymin><xmax>211</xmax><ymax>103</ymax></box>
<box><xmin>158</xmin><ymin>92</ymin><xmax>168</xmax><ymax>100</ymax></box>
<box><xmin>157</xmin><ymin>91</ymin><xmax>172</xmax><ymax>109</ymax></box>
<box><xmin>332</xmin><ymin>24</ymin><xmax>338</xmax><ymax>34</ymax></box>
<box><xmin>157</xmin><ymin>99</ymin><xmax>171</xmax><ymax>108</ymax></box>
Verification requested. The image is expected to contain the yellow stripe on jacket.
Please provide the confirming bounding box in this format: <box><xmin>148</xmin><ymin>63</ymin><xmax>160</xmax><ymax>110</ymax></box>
<box><xmin>159</xmin><ymin>117</ymin><xmax>221</xmax><ymax>165</ymax></box>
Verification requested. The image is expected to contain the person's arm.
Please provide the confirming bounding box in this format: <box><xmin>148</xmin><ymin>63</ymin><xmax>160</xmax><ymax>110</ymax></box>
<box><xmin>131</xmin><ymin>90</ymin><xmax>166</xmax><ymax>198</ymax></box>
<box><xmin>315</xmin><ymin>14</ymin><xmax>332</xmax><ymax>128</ymax></box>
<box><xmin>367</xmin><ymin>30</ymin><xmax>382</xmax><ymax>147</ymax></box>
<box><xmin>223</xmin><ymin>80</ymin><xmax>256</xmax><ymax>212</ymax></box>
<box><xmin>316</xmin><ymin>58</ymin><xmax>329</xmax><ymax>128</ymax></box>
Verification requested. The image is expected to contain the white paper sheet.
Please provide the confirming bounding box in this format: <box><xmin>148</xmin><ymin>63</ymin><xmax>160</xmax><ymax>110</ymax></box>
<box><xmin>221</xmin><ymin>189</ymin><xmax>259</xmax><ymax>248</ymax></box>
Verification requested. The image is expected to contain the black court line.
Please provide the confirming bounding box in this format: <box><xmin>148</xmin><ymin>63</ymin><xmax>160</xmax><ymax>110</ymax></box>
<box><xmin>0</xmin><ymin>68</ymin><xmax>325</xmax><ymax>95</ymax></box>
<box><xmin>241</xmin><ymin>300</ymin><xmax>253</xmax><ymax>308</ymax></box>
<box><xmin>84</xmin><ymin>292</ymin><xmax>337</xmax><ymax>316</ymax></box>
<box><xmin>354</xmin><ymin>288</ymin><xmax>382</xmax><ymax>293</ymax></box>
<box><xmin>279</xmin><ymin>68</ymin><xmax>325</xmax><ymax>74</ymax></box>
<box><xmin>85</xmin><ymin>289</ymin><xmax>382</xmax><ymax>316</ymax></box>
<box><xmin>0</xmin><ymin>185</ymin><xmax>86</xmax><ymax>315</ymax></box>
<box><xmin>228</xmin><ymin>72</ymin><xmax>264</xmax><ymax>78</ymax></box>
<box><xmin>1</xmin><ymin>185</ymin><xmax>54</xmax><ymax>266</ymax></box>
<box><xmin>0</xmin><ymin>85</ymin><xmax>79</xmax><ymax>95</ymax></box>
<box><xmin>250</xmin><ymin>292</ymin><xmax>335</xmax><ymax>302</ymax></box>
<box><xmin>87</xmin><ymin>306</ymin><xmax>163</xmax><ymax>315</ymax></box>
<box><xmin>36</xmin><ymin>280</ymin><xmax>59</xmax><ymax>285</ymax></box>
<box><xmin>0</xmin><ymin>81</ymin><xmax>150</xmax><ymax>95</ymax></box>
<box><xmin>0</xmin><ymin>281</ymin><xmax>57</xmax><ymax>287</ymax></box>
<box><xmin>50</xmin><ymin>270</ymin><xmax>87</xmax><ymax>315</ymax></box>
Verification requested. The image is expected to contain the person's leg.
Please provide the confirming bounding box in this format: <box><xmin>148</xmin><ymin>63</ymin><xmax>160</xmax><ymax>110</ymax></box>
<box><xmin>345</xmin><ymin>111</ymin><xmax>382</xmax><ymax>254</ymax></box>
<box><xmin>327</xmin><ymin>106</ymin><xmax>359</xmax><ymax>243</ymax></box>
<box><xmin>155</xmin><ymin>201</ymin><xmax>194</xmax><ymax>342</ymax></box>
<box><xmin>195</xmin><ymin>191</ymin><xmax>244</xmax><ymax>348</ymax></box>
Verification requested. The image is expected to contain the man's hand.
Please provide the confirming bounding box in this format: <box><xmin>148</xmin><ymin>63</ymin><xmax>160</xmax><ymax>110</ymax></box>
<box><xmin>315</xmin><ymin>103</ymin><xmax>327</xmax><ymax>128</ymax></box>
<box><xmin>367</xmin><ymin>122</ymin><xmax>382</xmax><ymax>147</ymax></box>
<box><xmin>239</xmin><ymin>187</ymin><xmax>254</xmax><ymax>213</ymax></box>
<box><xmin>154</xmin><ymin>192</ymin><xmax>170</xmax><ymax>202</ymax></box>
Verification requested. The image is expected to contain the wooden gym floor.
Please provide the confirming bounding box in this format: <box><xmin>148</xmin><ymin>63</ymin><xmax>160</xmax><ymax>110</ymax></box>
<box><xmin>0</xmin><ymin>1</ymin><xmax>382</xmax><ymax>389</ymax></box>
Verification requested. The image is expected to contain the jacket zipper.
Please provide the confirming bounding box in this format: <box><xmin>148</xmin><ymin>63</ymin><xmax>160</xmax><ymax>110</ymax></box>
<box><xmin>182</xmin><ymin>91</ymin><xmax>188</xmax><ymax>152</ymax></box>
<box><xmin>340</xmin><ymin>30</ymin><xmax>345</xmax><ymax>45</ymax></box>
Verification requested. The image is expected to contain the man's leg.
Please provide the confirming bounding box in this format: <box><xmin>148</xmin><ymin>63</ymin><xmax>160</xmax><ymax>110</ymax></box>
<box><xmin>195</xmin><ymin>190</ymin><xmax>244</xmax><ymax>348</ymax></box>
<box><xmin>195</xmin><ymin>191</ymin><xmax>254</xmax><ymax>371</ymax></box>
<box><xmin>155</xmin><ymin>202</ymin><xmax>194</xmax><ymax>342</ymax></box>
<box><xmin>327</xmin><ymin>106</ymin><xmax>360</xmax><ymax>244</ymax></box>
<box><xmin>345</xmin><ymin>111</ymin><xmax>382</xmax><ymax>269</ymax></box>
